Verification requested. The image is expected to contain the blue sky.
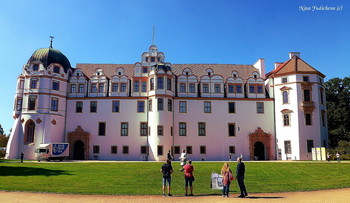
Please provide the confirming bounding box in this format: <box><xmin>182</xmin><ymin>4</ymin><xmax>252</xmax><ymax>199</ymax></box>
<box><xmin>0</xmin><ymin>0</ymin><xmax>349</xmax><ymax>134</ymax></box>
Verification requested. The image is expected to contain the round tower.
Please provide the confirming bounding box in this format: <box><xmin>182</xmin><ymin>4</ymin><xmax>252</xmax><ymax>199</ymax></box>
<box><xmin>6</xmin><ymin>47</ymin><xmax>73</xmax><ymax>160</ymax></box>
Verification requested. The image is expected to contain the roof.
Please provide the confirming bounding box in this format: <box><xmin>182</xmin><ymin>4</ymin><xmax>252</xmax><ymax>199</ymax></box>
<box><xmin>76</xmin><ymin>63</ymin><xmax>258</xmax><ymax>81</ymax></box>
<box><xmin>266</xmin><ymin>55</ymin><xmax>325</xmax><ymax>78</ymax></box>
<box><xmin>27</xmin><ymin>48</ymin><xmax>72</xmax><ymax>73</ymax></box>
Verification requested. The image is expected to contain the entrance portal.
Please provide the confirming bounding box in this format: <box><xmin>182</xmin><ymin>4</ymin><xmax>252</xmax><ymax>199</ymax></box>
<box><xmin>254</xmin><ymin>142</ymin><xmax>265</xmax><ymax>160</ymax></box>
<box><xmin>74</xmin><ymin>140</ymin><xmax>85</xmax><ymax>160</ymax></box>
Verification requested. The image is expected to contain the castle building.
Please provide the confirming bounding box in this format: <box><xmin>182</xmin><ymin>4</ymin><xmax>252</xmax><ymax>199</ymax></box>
<box><xmin>5</xmin><ymin>45</ymin><xmax>328</xmax><ymax>161</ymax></box>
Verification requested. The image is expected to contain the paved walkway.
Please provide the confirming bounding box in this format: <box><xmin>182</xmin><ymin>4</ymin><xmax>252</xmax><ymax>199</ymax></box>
<box><xmin>1</xmin><ymin>188</ymin><xmax>350</xmax><ymax>203</ymax></box>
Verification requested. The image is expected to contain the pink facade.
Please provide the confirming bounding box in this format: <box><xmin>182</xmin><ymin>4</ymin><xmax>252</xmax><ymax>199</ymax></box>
<box><xmin>6</xmin><ymin>46</ymin><xmax>328</xmax><ymax>161</ymax></box>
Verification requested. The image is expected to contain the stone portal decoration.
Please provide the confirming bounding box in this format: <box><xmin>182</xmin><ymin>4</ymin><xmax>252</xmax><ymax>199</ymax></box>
<box><xmin>67</xmin><ymin>126</ymin><xmax>90</xmax><ymax>160</ymax></box>
<box><xmin>249</xmin><ymin>127</ymin><xmax>274</xmax><ymax>160</ymax></box>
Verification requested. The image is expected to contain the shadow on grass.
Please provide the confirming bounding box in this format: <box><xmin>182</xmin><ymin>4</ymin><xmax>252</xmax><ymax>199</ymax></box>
<box><xmin>0</xmin><ymin>166</ymin><xmax>72</xmax><ymax>177</ymax></box>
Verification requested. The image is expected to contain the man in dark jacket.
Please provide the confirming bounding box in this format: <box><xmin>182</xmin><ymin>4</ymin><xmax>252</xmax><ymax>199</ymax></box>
<box><xmin>160</xmin><ymin>159</ymin><xmax>173</xmax><ymax>197</ymax></box>
<box><xmin>236</xmin><ymin>157</ymin><xmax>248</xmax><ymax>198</ymax></box>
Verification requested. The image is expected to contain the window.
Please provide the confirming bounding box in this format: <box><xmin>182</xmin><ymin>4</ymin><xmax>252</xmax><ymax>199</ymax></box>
<box><xmin>168</xmin><ymin>99</ymin><xmax>172</xmax><ymax>111</ymax></box>
<box><xmin>228</xmin><ymin>123</ymin><xmax>236</xmax><ymax>137</ymax></box>
<box><xmin>284</xmin><ymin>141</ymin><xmax>291</xmax><ymax>154</ymax></box>
<box><xmin>180</xmin><ymin>83</ymin><xmax>186</xmax><ymax>92</ymax></box>
<box><xmin>93</xmin><ymin>145</ymin><xmax>99</xmax><ymax>154</ymax></box>
<box><xmin>78</xmin><ymin>84</ymin><xmax>84</xmax><ymax>93</ymax></box>
<box><xmin>121</xmin><ymin>122</ymin><xmax>128</xmax><ymax>136</ymax></box>
<box><xmin>157</xmin><ymin>98</ymin><xmax>164</xmax><ymax>111</ymax></box>
<box><xmin>204</xmin><ymin>101</ymin><xmax>211</xmax><ymax>113</ymax></box>
<box><xmin>122</xmin><ymin>146</ymin><xmax>129</xmax><ymax>154</ymax></box>
<box><xmin>120</xmin><ymin>83</ymin><xmax>126</xmax><ymax>92</ymax></box>
<box><xmin>157</xmin><ymin>145</ymin><xmax>163</xmax><ymax>156</ymax></box>
<box><xmin>141</xmin><ymin>82</ymin><xmax>147</xmax><ymax>92</ymax></box>
<box><xmin>179</xmin><ymin>122</ymin><xmax>187</xmax><ymax>136</ymax></box>
<box><xmin>174</xmin><ymin>146</ymin><xmax>180</xmax><ymax>154</ymax></box>
<box><xmin>52</xmin><ymin>81</ymin><xmax>60</xmax><ymax>91</ymax></box>
<box><xmin>305</xmin><ymin>113</ymin><xmax>312</xmax><ymax>126</ymax></box>
<box><xmin>76</xmin><ymin>101</ymin><xmax>83</xmax><ymax>113</ymax></box>
<box><xmin>33</xmin><ymin>64</ymin><xmax>39</xmax><ymax>71</ymax></box>
<box><xmin>24</xmin><ymin>120</ymin><xmax>35</xmax><ymax>144</ymax></box>
<box><xmin>134</xmin><ymin>81</ymin><xmax>139</xmax><ymax>92</ymax></box>
<box><xmin>112</xmin><ymin>83</ymin><xmax>118</xmax><ymax>92</ymax></box>
<box><xmin>320</xmin><ymin>89</ymin><xmax>324</xmax><ymax>105</ymax></box>
<box><xmin>171</xmin><ymin>126</ymin><xmax>173</xmax><ymax>136</ymax></box>
<box><xmin>304</xmin><ymin>89</ymin><xmax>311</xmax><ymax>102</ymax></box>
<box><xmin>150</xmin><ymin>78</ymin><xmax>154</xmax><ymax>90</ymax></box>
<box><xmin>229</xmin><ymin>146</ymin><xmax>236</xmax><ymax>154</ymax></box>
<box><xmin>51</xmin><ymin>98</ymin><xmax>58</xmax><ymax>111</ymax></box>
<box><xmin>137</xmin><ymin>101</ymin><xmax>145</xmax><ymax>112</ymax></box>
<box><xmin>157</xmin><ymin>77</ymin><xmax>164</xmax><ymax>89</ymax></box>
<box><xmin>198</xmin><ymin>122</ymin><xmax>206</xmax><ymax>136</ymax></box>
<box><xmin>167</xmin><ymin>78</ymin><xmax>172</xmax><ymax>91</ymax></box>
<box><xmin>200</xmin><ymin>146</ymin><xmax>206</xmax><ymax>154</ymax></box>
<box><xmin>282</xmin><ymin>77</ymin><xmax>288</xmax><ymax>83</ymax></box>
<box><xmin>70</xmin><ymin>84</ymin><xmax>76</xmax><ymax>93</ymax></box>
<box><xmin>98</xmin><ymin>84</ymin><xmax>104</xmax><ymax>93</ymax></box>
<box><xmin>151</xmin><ymin>57</ymin><xmax>156</xmax><ymax>62</ymax></box>
<box><xmin>236</xmin><ymin>85</ymin><xmax>242</xmax><ymax>93</ymax></box>
<box><xmin>249</xmin><ymin>85</ymin><xmax>255</xmax><ymax>93</ymax></box>
<box><xmin>186</xmin><ymin>146</ymin><xmax>192</xmax><ymax>154</ymax></box>
<box><xmin>53</xmin><ymin>66</ymin><xmax>60</xmax><ymax>73</ymax></box>
<box><xmin>28</xmin><ymin>96</ymin><xmax>36</xmax><ymax>110</ymax></box>
<box><xmin>16</xmin><ymin>98</ymin><xmax>22</xmax><ymax>111</ymax></box>
<box><xmin>158</xmin><ymin>125</ymin><xmax>163</xmax><ymax>136</ymax></box>
<box><xmin>91</xmin><ymin>84</ymin><xmax>97</xmax><ymax>93</ymax></box>
<box><xmin>215</xmin><ymin>84</ymin><xmax>221</xmax><ymax>93</ymax></box>
<box><xmin>30</xmin><ymin>79</ymin><xmax>38</xmax><ymax>89</ymax></box>
<box><xmin>142</xmin><ymin>67</ymin><xmax>148</xmax><ymax>73</ymax></box>
<box><xmin>257</xmin><ymin>86</ymin><xmax>263</xmax><ymax>94</ymax></box>
<box><xmin>283</xmin><ymin>114</ymin><xmax>290</xmax><ymax>126</ymax></box>
<box><xmin>257</xmin><ymin>102</ymin><xmax>264</xmax><ymax>114</ymax></box>
<box><xmin>179</xmin><ymin>101</ymin><xmax>187</xmax><ymax>113</ymax></box>
<box><xmin>98</xmin><ymin>122</ymin><xmax>106</xmax><ymax>136</ymax></box>
<box><xmin>149</xmin><ymin>99</ymin><xmax>152</xmax><ymax>111</ymax></box>
<box><xmin>140</xmin><ymin>122</ymin><xmax>148</xmax><ymax>136</ymax></box>
<box><xmin>228</xmin><ymin>102</ymin><xmax>235</xmax><ymax>113</ymax></box>
<box><xmin>90</xmin><ymin>101</ymin><xmax>97</xmax><ymax>113</ymax></box>
<box><xmin>283</xmin><ymin>91</ymin><xmax>289</xmax><ymax>104</ymax></box>
<box><xmin>321</xmin><ymin>111</ymin><xmax>326</xmax><ymax>127</ymax></box>
<box><xmin>141</xmin><ymin>146</ymin><xmax>148</xmax><ymax>154</ymax></box>
<box><xmin>228</xmin><ymin>85</ymin><xmax>234</xmax><ymax>93</ymax></box>
<box><xmin>112</xmin><ymin>101</ymin><xmax>120</xmax><ymax>112</ymax></box>
<box><xmin>203</xmin><ymin>84</ymin><xmax>209</xmax><ymax>93</ymax></box>
<box><xmin>111</xmin><ymin>146</ymin><xmax>118</xmax><ymax>154</ymax></box>
<box><xmin>189</xmin><ymin>84</ymin><xmax>195</xmax><ymax>93</ymax></box>
<box><xmin>307</xmin><ymin>140</ymin><xmax>314</xmax><ymax>153</ymax></box>
<box><xmin>303</xmin><ymin>76</ymin><xmax>309</xmax><ymax>82</ymax></box>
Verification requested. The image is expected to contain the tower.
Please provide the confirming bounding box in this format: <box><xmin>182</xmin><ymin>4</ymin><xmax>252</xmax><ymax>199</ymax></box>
<box><xmin>267</xmin><ymin>52</ymin><xmax>328</xmax><ymax>160</ymax></box>
<box><xmin>6</xmin><ymin>47</ymin><xmax>73</xmax><ymax>159</ymax></box>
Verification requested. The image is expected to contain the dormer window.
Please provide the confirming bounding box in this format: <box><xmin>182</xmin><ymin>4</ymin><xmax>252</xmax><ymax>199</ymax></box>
<box><xmin>77</xmin><ymin>73</ymin><xmax>80</xmax><ymax>76</ymax></box>
<box><xmin>53</xmin><ymin>66</ymin><xmax>60</xmax><ymax>74</ymax></box>
<box><xmin>233</xmin><ymin>74</ymin><xmax>237</xmax><ymax>78</ymax></box>
<box><xmin>97</xmin><ymin>72</ymin><xmax>100</xmax><ymax>76</ymax></box>
<box><xmin>118</xmin><ymin>72</ymin><xmax>122</xmax><ymax>75</ymax></box>
<box><xmin>282</xmin><ymin>77</ymin><xmax>288</xmax><ymax>83</ymax></box>
<box><xmin>33</xmin><ymin>64</ymin><xmax>39</xmax><ymax>71</ymax></box>
<box><xmin>186</xmin><ymin>72</ymin><xmax>189</xmax><ymax>76</ymax></box>
<box><xmin>208</xmin><ymin>72</ymin><xmax>211</xmax><ymax>76</ymax></box>
<box><xmin>150</xmin><ymin>57</ymin><xmax>156</xmax><ymax>62</ymax></box>
<box><xmin>142</xmin><ymin>67</ymin><xmax>148</xmax><ymax>73</ymax></box>
<box><xmin>254</xmin><ymin>75</ymin><xmax>257</xmax><ymax>78</ymax></box>
<box><xmin>145</xmin><ymin>57</ymin><xmax>149</xmax><ymax>62</ymax></box>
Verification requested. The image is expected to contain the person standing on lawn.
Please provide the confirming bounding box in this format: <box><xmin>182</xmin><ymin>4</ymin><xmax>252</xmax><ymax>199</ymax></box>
<box><xmin>179</xmin><ymin>149</ymin><xmax>187</xmax><ymax>171</ymax></box>
<box><xmin>160</xmin><ymin>158</ymin><xmax>173</xmax><ymax>197</ymax></box>
<box><xmin>183</xmin><ymin>160</ymin><xmax>194</xmax><ymax>196</ymax></box>
<box><xmin>221</xmin><ymin>162</ymin><xmax>234</xmax><ymax>197</ymax></box>
<box><xmin>20</xmin><ymin>152</ymin><xmax>24</xmax><ymax>163</ymax></box>
<box><xmin>236</xmin><ymin>157</ymin><xmax>248</xmax><ymax>198</ymax></box>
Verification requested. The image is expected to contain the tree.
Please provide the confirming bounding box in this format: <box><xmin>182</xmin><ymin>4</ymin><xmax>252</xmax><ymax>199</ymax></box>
<box><xmin>325</xmin><ymin>77</ymin><xmax>350</xmax><ymax>148</ymax></box>
<box><xmin>0</xmin><ymin>124</ymin><xmax>4</xmax><ymax>135</ymax></box>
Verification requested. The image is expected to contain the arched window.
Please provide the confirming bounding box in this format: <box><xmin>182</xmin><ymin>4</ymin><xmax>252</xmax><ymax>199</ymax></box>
<box><xmin>24</xmin><ymin>120</ymin><xmax>35</xmax><ymax>144</ymax></box>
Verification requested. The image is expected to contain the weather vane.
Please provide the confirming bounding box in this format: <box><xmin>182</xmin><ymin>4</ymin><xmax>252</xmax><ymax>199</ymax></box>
<box><xmin>49</xmin><ymin>36</ymin><xmax>54</xmax><ymax>48</ymax></box>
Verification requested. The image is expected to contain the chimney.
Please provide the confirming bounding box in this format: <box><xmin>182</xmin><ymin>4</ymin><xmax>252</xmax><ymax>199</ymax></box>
<box><xmin>274</xmin><ymin>62</ymin><xmax>283</xmax><ymax>69</ymax></box>
<box><xmin>289</xmin><ymin>52</ymin><xmax>301</xmax><ymax>59</ymax></box>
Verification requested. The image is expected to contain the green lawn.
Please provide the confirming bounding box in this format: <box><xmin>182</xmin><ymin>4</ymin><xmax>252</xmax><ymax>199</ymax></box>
<box><xmin>0</xmin><ymin>161</ymin><xmax>349</xmax><ymax>195</ymax></box>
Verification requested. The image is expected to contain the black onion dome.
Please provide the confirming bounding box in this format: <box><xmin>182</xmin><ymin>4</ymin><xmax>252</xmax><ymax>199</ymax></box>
<box><xmin>27</xmin><ymin>48</ymin><xmax>72</xmax><ymax>72</ymax></box>
<box><xmin>153</xmin><ymin>63</ymin><xmax>172</xmax><ymax>72</ymax></box>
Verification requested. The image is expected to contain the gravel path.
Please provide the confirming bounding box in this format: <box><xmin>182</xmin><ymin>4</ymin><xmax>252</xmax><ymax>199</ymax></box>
<box><xmin>1</xmin><ymin>188</ymin><xmax>350</xmax><ymax>203</ymax></box>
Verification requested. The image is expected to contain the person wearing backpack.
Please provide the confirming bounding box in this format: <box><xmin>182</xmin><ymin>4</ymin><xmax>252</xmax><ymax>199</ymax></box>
<box><xmin>221</xmin><ymin>162</ymin><xmax>234</xmax><ymax>197</ymax></box>
<box><xmin>160</xmin><ymin>159</ymin><xmax>173</xmax><ymax>197</ymax></box>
